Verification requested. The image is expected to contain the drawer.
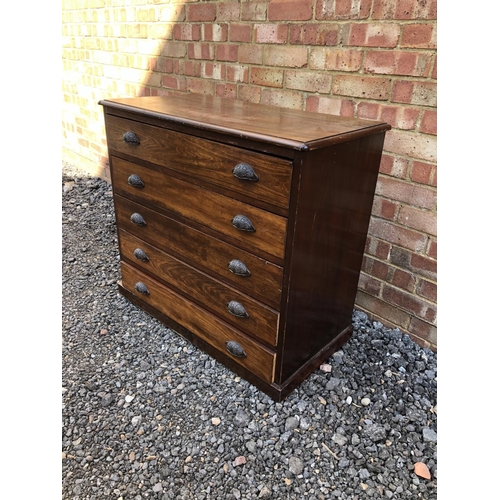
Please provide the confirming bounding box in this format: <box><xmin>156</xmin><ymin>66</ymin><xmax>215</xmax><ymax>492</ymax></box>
<box><xmin>104</xmin><ymin>114</ymin><xmax>292</xmax><ymax>210</ymax></box>
<box><xmin>112</xmin><ymin>156</ymin><xmax>287</xmax><ymax>260</ymax></box>
<box><xmin>121</xmin><ymin>262</ymin><xmax>276</xmax><ymax>383</ymax></box>
<box><xmin>114</xmin><ymin>194</ymin><xmax>283</xmax><ymax>309</ymax></box>
<box><xmin>119</xmin><ymin>230</ymin><xmax>279</xmax><ymax>346</ymax></box>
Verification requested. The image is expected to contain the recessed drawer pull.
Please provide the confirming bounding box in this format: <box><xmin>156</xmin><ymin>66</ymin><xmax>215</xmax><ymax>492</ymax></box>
<box><xmin>231</xmin><ymin>214</ymin><xmax>256</xmax><ymax>232</ymax></box>
<box><xmin>227</xmin><ymin>301</ymin><xmax>250</xmax><ymax>319</ymax></box>
<box><xmin>135</xmin><ymin>282</ymin><xmax>150</xmax><ymax>295</ymax></box>
<box><xmin>128</xmin><ymin>174</ymin><xmax>145</xmax><ymax>188</ymax></box>
<box><xmin>130</xmin><ymin>213</ymin><xmax>147</xmax><ymax>226</ymax></box>
<box><xmin>226</xmin><ymin>340</ymin><xmax>247</xmax><ymax>358</ymax></box>
<box><xmin>133</xmin><ymin>248</ymin><xmax>149</xmax><ymax>262</ymax></box>
<box><xmin>232</xmin><ymin>162</ymin><xmax>259</xmax><ymax>182</ymax></box>
<box><xmin>228</xmin><ymin>259</ymin><xmax>251</xmax><ymax>277</ymax></box>
<box><xmin>123</xmin><ymin>131</ymin><xmax>140</xmax><ymax>145</ymax></box>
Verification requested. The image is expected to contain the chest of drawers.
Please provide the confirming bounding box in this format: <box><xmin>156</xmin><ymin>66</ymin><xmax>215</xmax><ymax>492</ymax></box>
<box><xmin>99</xmin><ymin>94</ymin><xmax>390</xmax><ymax>401</ymax></box>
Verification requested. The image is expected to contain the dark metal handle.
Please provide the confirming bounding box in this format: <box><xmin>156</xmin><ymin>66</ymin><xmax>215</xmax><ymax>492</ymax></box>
<box><xmin>231</xmin><ymin>215</ymin><xmax>256</xmax><ymax>232</ymax></box>
<box><xmin>232</xmin><ymin>163</ymin><xmax>258</xmax><ymax>182</ymax></box>
<box><xmin>135</xmin><ymin>282</ymin><xmax>149</xmax><ymax>295</ymax></box>
<box><xmin>133</xmin><ymin>248</ymin><xmax>149</xmax><ymax>262</ymax></box>
<box><xmin>130</xmin><ymin>213</ymin><xmax>146</xmax><ymax>226</ymax></box>
<box><xmin>228</xmin><ymin>259</ymin><xmax>251</xmax><ymax>277</ymax></box>
<box><xmin>227</xmin><ymin>301</ymin><xmax>249</xmax><ymax>319</ymax></box>
<box><xmin>123</xmin><ymin>131</ymin><xmax>140</xmax><ymax>145</ymax></box>
<box><xmin>226</xmin><ymin>340</ymin><xmax>247</xmax><ymax>358</ymax></box>
<box><xmin>128</xmin><ymin>174</ymin><xmax>145</xmax><ymax>188</ymax></box>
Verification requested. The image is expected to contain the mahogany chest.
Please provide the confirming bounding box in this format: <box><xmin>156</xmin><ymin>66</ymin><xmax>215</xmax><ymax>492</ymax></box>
<box><xmin>99</xmin><ymin>94</ymin><xmax>390</xmax><ymax>401</ymax></box>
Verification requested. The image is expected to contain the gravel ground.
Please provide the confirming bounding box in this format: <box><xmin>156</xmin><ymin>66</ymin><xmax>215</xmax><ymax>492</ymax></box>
<box><xmin>62</xmin><ymin>161</ymin><xmax>437</xmax><ymax>500</ymax></box>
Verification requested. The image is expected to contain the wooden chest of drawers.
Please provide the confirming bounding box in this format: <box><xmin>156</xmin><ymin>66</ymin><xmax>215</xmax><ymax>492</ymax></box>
<box><xmin>100</xmin><ymin>94</ymin><xmax>390</xmax><ymax>401</ymax></box>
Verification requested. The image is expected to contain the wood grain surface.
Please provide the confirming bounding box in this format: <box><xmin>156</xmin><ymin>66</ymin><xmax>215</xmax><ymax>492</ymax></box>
<box><xmin>120</xmin><ymin>262</ymin><xmax>276</xmax><ymax>383</ymax></box>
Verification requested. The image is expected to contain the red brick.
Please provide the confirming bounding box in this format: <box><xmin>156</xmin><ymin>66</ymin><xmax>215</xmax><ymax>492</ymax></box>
<box><xmin>216</xmin><ymin>83</ymin><xmax>237</xmax><ymax>99</ymax></box>
<box><xmin>410</xmin><ymin>160</ymin><xmax>435</xmax><ymax>186</ymax></box>
<box><xmin>229</xmin><ymin>24</ymin><xmax>252</xmax><ymax>43</ymax></box>
<box><xmin>366</xmin><ymin>236</ymin><xmax>391</xmax><ymax>260</ymax></box>
<box><xmin>263</xmin><ymin>46</ymin><xmax>308</xmax><ymax>68</ymax></box>
<box><xmin>238</xmin><ymin>85</ymin><xmax>261</xmax><ymax>103</ymax></box>
<box><xmin>372</xmin><ymin>196</ymin><xmax>399</xmax><ymax>220</ymax></box>
<box><xmin>401</xmin><ymin>23</ymin><xmax>436</xmax><ymax>48</ymax></box>
<box><xmin>290</xmin><ymin>23</ymin><xmax>339</xmax><ymax>45</ymax></box>
<box><xmin>368</xmin><ymin>218</ymin><xmax>427</xmax><ymax>252</ymax></box>
<box><xmin>345</xmin><ymin>23</ymin><xmax>400</xmax><ymax>48</ymax></box>
<box><xmin>372</xmin><ymin>0</ymin><xmax>437</xmax><ymax>20</ymax></box>
<box><xmin>250</xmin><ymin>67</ymin><xmax>284</xmax><ymax>88</ymax></box>
<box><xmin>203</xmin><ymin>24</ymin><xmax>228</xmax><ymax>42</ymax></box>
<box><xmin>305</xmin><ymin>95</ymin><xmax>355</xmax><ymax>117</ymax></box>
<box><xmin>186</xmin><ymin>3</ymin><xmax>216</xmax><ymax>22</ymax></box>
<box><xmin>201</xmin><ymin>62</ymin><xmax>226</xmax><ymax>80</ymax></box>
<box><xmin>316</xmin><ymin>0</ymin><xmax>371</xmax><ymax>20</ymax></box>
<box><xmin>427</xmin><ymin>239</ymin><xmax>437</xmax><ymax>259</ymax></box>
<box><xmin>183</xmin><ymin>61</ymin><xmax>201</xmax><ymax>77</ymax></box>
<box><xmin>217</xmin><ymin>2</ymin><xmax>240</xmax><ymax>21</ymax></box>
<box><xmin>384</xmin><ymin>129</ymin><xmax>437</xmax><ymax>163</ymax></box>
<box><xmin>216</xmin><ymin>44</ymin><xmax>239</xmax><ymax>62</ymax></box>
<box><xmin>226</xmin><ymin>65</ymin><xmax>249</xmax><ymax>84</ymax></box>
<box><xmin>376</xmin><ymin>176</ymin><xmax>436</xmax><ymax>210</ymax></box>
<box><xmin>380</xmin><ymin>105</ymin><xmax>419</xmax><ymax>130</ymax></box>
<box><xmin>188</xmin><ymin>43</ymin><xmax>214</xmax><ymax>60</ymax></box>
<box><xmin>161</xmin><ymin>41</ymin><xmax>187</xmax><ymax>59</ymax></box>
<box><xmin>382</xmin><ymin>284</ymin><xmax>425</xmax><ymax>316</ymax></box>
<box><xmin>420</xmin><ymin>110</ymin><xmax>437</xmax><ymax>135</ymax></box>
<box><xmin>269</xmin><ymin>0</ymin><xmax>314</xmax><ymax>21</ymax></box>
<box><xmin>371</xmin><ymin>259</ymin><xmax>390</xmax><ymax>280</ymax></box>
<box><xmin>261</xmin><ymin>88</ymin><xmax>304</xmax><ymax>109</ymax></box>
<box><xmin>392</xmin><ymin>80</ymin><xmax>437</xmax><ymax>106</ymax></box>
<box><xmin>238</xmin><ymin>45</ymin><xmax>263</xmax><ymax>65</ymax></box>
<box><xmin>410</xmin><ymin>253</ymin><xmax>436</xmax><ymax>280</ymax></box>
<box><xmin>364</xmin><ymin>50</ymin><xmax>432</xmax><ymax>77</ymax></box>
<box><xmin>398</xmin><ymin>205</ymin><xmax>436</xmax><ymax>236</ymax></box>
<box><xmin>310</xmin><ymin>47</ymin><xmax>363</xmax><ymax>72</ymax></box>
<box><xmin>333</xmin><ymin>75</ymin><xmax>391</xmax><ymax>100</ymax></box>
<box><xmin>162</xmin><ymin>75</ymin><xmax>187</xmax><ymax>92</ymax></box>
<box><xmin>254</xmin><ymin>23</ymin><xmax>288</xmax><ymax>44</ymax></box>
<box><xmin>173</xmin><ymin>24</ymin><xmax>201</xmax><ymax>41</ymax></box>
<box><xmin>379</xmin><ymin>155</ymin><xmax>409</xmax><ymax>179</ymax></box>
<box><xmin>242</xmin><ymin>2</ymin><xmax>267</xmax><ymax>21</ymax></box>
<box><xmin>358</xmin><ymin>272</ymin><xmax>383</xmax><ymax>296</ymax></box>
<box><xmin>417</xmin><ymin>279</ymin><xmax>437</xmax><ymax>302</ymax></box>
<box><xmin>186</xmin><ymin>78</ymin><xmax>215</xmax><ymax>95</ymax></box>
<box><xmin>391</xmin><ymin>269</ymin><xmax>416</xmax><ymax>291</ymax></box>
<box><xmin>357</xmin><ymin>102</ymin><xmax>380</xmax><ymax>120</ymax></box>
<box><xmin>355</xmin><ymin>290</ymin><xmax>411</xmax><ymax>330</ymax></box>
<box><xmin>285</xmin><ymin>70</ymin><xmax>332</xmax><ymax>93</ymax></box>
<box><xmin>408</xmin><ymin>317</ymin><xmax>437</xmax><ymax>350</ymax></box>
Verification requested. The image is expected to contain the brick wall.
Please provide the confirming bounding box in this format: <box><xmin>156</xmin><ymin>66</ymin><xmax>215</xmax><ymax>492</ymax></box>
<box><xmin>62</xmin><ymin>0</ymin><xmax>437</xmax><ymax>350</ymax></box>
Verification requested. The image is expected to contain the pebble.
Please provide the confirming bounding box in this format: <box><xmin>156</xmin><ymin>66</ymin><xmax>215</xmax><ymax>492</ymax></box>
<box><xmin>361</xmin><ymin>397</ymin><xmax>371</xmax><ymax>406</ymax></box>
<box><xmin>289</xmin><ymin>456</ymin><xmax>304</xmax><ymax>475</ymax></box>
<box><xmin>61</xmin><ymin>163</ymin><xmax>437</xmax><ymax>500</ymax></box>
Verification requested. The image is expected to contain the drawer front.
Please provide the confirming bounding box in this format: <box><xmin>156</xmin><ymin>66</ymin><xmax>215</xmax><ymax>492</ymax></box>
<box><xmin>112</xmin><ymin>156</ymin><xmax>287</xmax><ymax>260</ymax></box>
<box><xmin>114</xmin><ymin>195</ymin><xmax>283</xmax><ymax>309</ymax></box>
<box><xmin>104</xmin><ymin>114</ymin><xmax>292</xmax><ymax>210</ymax></box>
<box><xmin>119</xmin><ymin>230</ymin><xmax>279</xmax><ymax>346</ymax></box>
<box><xmin>121</xmin><ymin>262</ymin><xmax>276</xmax><ymax>383</ymax></box>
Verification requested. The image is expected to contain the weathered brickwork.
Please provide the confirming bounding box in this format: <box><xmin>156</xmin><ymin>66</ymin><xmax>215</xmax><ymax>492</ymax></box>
<box><xmin>62</xmin><ymin>0</ymin><xmax>437</xmax><ymax>350</ymax></box>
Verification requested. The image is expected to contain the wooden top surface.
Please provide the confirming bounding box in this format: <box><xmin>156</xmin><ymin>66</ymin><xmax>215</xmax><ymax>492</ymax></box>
<box><xmin>100</xmin><ymin>93</ymin><xmax>390</xmax><ymax>150</ymax></box>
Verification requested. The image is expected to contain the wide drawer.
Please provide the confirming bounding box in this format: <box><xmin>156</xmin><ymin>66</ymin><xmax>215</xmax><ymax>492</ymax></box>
<box><xmin>121</xmin><ymin>262</ymin><xmax>276</xmax><ymax>383</ymax></box>
<box><xmin>104</xmin><ymin>114</ymin><xmax>292</xmax><ymax>210</ymax></box>
<box><xmin>112</xmin><ymin>156</ymin><xmax>287</xmax><ymax>260</ymax></box>
<box><xmin>119</xmin><ymin>229</ymin><xmax>279</xmax><ymax>346</ymax></box>
<box><xmin>114</xmin><ymin>194</ymin><xmax>283</xmax><ymax>309</ymax></box>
